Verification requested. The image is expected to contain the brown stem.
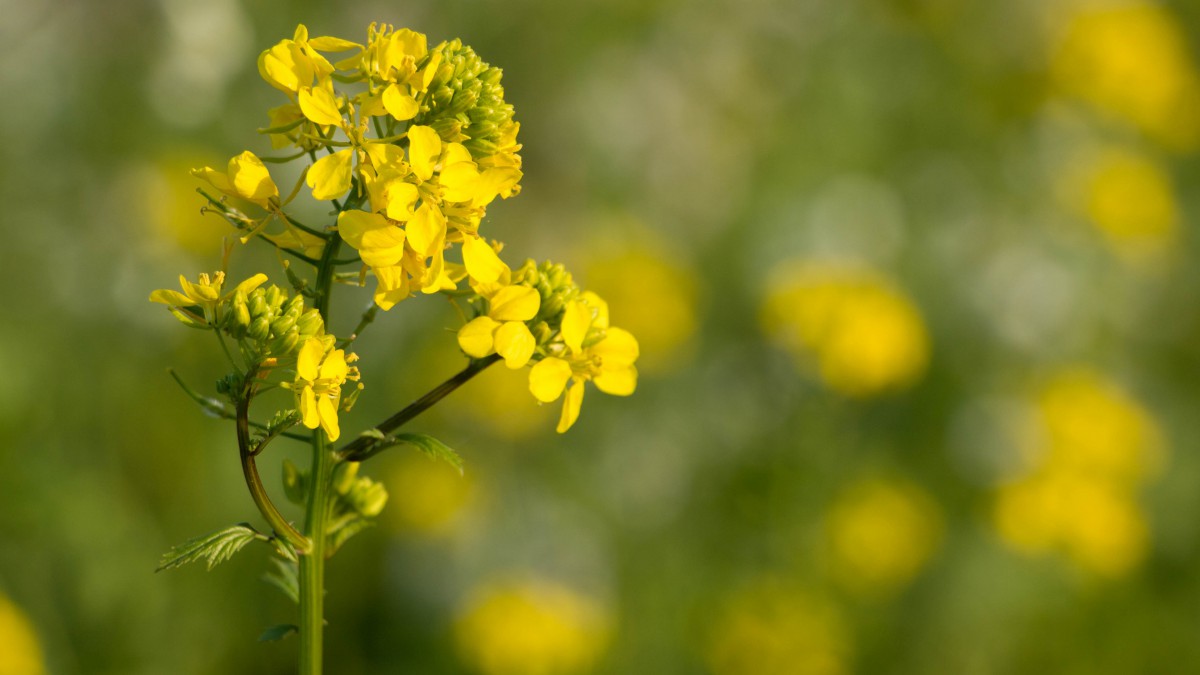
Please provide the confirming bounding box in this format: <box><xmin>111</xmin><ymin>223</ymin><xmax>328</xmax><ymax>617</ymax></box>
<box><xmin>237</xmin><ymin>373</ymin><xmax>309</xmax><ymax>552</ymax></box>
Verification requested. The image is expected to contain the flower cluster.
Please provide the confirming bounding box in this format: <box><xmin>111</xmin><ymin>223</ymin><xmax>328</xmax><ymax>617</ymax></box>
<box><xmin>457</xmin><ymin>259</ymin><xmax>640</xmax><ymax>433</ymax></box>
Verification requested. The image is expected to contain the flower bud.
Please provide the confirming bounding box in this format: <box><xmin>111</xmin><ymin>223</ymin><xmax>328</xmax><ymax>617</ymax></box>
<box><xmin>348</xmin><ymin>479</ymin><xmax>388</xmax><ymax>517</ymax></box>
<box><xmin>331</xmin><ymin>461</ymin><xmax>359</xmax><ymax>495</ymax></box>
<box><xmin>249</xmin><ymin>316</ymin><xmax>271</xmax><ymax>341</ymax></box>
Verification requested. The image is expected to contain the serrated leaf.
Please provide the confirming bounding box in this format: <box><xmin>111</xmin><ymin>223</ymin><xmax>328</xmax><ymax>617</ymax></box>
<box><xmin>156</xmin><ymin>523</ymin><xmax>259</xmax><ymax>572</ymax></box>
<box><xmin>393</xmin><ymin>433</ymin><xmax>464</xmax><ymax>474</ymax></box>
<box><xmin>258</xmin><ymin>624</ymin><xmax>299</xmax><ymax>642</ymax></box>
<box><xmin>262</xmin><ymin>557</ymin><xmax>300</xmax><ymax>604</ymax></box>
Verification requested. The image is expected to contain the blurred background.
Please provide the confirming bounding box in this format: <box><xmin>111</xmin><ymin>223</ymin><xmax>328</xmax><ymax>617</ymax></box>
<box><xmin>4</xmin><ymin>0</ymin><xmax>1200</xmax><ymax>672</ymax></box>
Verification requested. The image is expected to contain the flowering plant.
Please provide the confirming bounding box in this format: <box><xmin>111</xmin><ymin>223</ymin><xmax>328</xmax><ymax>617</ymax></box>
<box><xmin>151</xmin><ymin>23</ymin><xmax>638</xmax><ymax>673</ymax></box>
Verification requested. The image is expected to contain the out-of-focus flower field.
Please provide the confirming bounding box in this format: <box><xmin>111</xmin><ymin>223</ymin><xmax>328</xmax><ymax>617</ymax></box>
<box><xmin>5</xmin><ymin>0</ymin><xmax>1200</xmax><ymax>673</ymax></box>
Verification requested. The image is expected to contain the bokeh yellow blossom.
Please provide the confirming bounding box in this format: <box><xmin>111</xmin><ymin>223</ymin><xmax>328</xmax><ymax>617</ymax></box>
<box><xmin>1050</xmin><ymin>1</ymin><xmax>1200</xmax><ymax>150</ymax></box>
<box><xmin>455</xmin><ymin>580</ymin><xmax>609</xmax><ymax>675</ymax></box>
<box><xmin>708</xmin><ymin>579</ymin><xmax>850</xmax><ymax>675</ymax></box>
<box><xmin>993</xmin><ymin>368</ymin><xmax>1164</xmax><ymax>577</ymax></box>
<box><xmin>0</xmin><ymin>593</ymin><xmax>46</xmax><ymax>675</ymax></box>
<box><xmin>385</xmin><ymin>450</ymin><xmax>475</xmax><ymax>535</ymax></box>
<box><xmin>1062</xmin><ymin>146</ymin><xmax>1179</xmax><ymax>260</ymax></box>
<box><xmin>135</xmin><ymin>153</ymin><xmax>228</xmax><ymax>255</ymax></box>
<box><xmin>825</xmin><ymin>478</ymin><xmax>942</xmax><ymax>596</ymax></box>
<box><xmin>760</xmin><ymin>262</ymin><xmax>929</xmax><ymax>397</ymax></box>
<box><xmin>582</xmin><ymin>246</ymin><xmax>698</xmax><ymax>373</ymax></box>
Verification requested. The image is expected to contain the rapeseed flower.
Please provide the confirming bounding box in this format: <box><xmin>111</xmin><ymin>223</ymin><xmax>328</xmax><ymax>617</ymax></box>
<box><xmin>290</xmin><ymin>337</ymin><xmax>359</xmax><ymax>442</ymax></box>
<box><xmin>150</xmin><ymin>271</ymin><xmax>268</xmax><ymax>327</ymax></box>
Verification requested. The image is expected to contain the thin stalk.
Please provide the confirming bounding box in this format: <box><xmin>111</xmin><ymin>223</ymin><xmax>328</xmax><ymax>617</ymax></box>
<box><xmin>236</xmin><ymin>374</ymin><xmax>308</xmax><ymax>552</ymax></box>
<box><xmin>337</xmin><ymin>354</ymin><xmax>500</xmax><ymax>462</ymax></box>
<box><xmin>298</xmin><ymin>231</ymin><xmax>342</xmax><ymax>675</ymax></box>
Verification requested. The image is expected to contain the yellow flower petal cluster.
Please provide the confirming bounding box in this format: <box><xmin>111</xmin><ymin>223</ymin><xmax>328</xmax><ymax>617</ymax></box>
<box><xmin>249</xmin><ymin>24</ymin><xmax>524</xmax><ymax>310</ymax></box>
<box><xmin>1050</xmin><ymin>2</ymin><xmax>1200</xmax><ymax>151</ymax></box>
<box><xmin>150</xmin><ymin>271</ymin><xmax>268</xmax><ymax>327</ymax></box>
<box><xmin>455</xmin><ymin>580</ymin><xmax>609</xmax><ymax>675</ymax></box>
<box><xmin>288</xmin><ymin>336</ymin><xmax>357</xmax><ymax>441</ymax></box>
<box><xmin>760</xmin><ymin>261</ymin><xmax>928</xmax><ymax>397</ymax></box>
<box><xmin>0</xmin><ymin>593</ymin><xmax>46</xmax><ymax>675</ymax></box>
<box><xmin>993</xmin><ymin>368</ymin><xmax>1165</xmax><ymax>577</ymax></box>
<box><xmin>291</xmin><ymin>336</ymin><xmax>360</xmax><ymax>442</ymax></box>
<box><xmin>192</xmin><ymin>151</ymin><xmax>279</xmax><ymax>209</ymax></box>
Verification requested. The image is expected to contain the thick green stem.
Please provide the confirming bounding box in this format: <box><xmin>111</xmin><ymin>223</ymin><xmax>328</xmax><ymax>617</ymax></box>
<box><xmin>298</xmin><ymin>232</ymin><xmax>342</xmax><ymax>675</ymax></box>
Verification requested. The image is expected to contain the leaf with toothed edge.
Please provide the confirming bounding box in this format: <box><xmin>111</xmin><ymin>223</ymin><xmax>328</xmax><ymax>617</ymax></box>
<box><xmin>156</xmin><ymin>523</ymin><xmax>259</xmax><ymax>572</ymax></box>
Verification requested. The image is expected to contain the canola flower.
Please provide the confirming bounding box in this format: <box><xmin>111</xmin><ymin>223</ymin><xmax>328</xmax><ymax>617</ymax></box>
<box><xmin>0</xmin><ymin>594</ymin><xmax>45</xmax><ymax>675</ymax></box>
<box><xmin>825</xmin><ymin>477</ymin><xmax>942</xmax><ymax>596</ymax></box>
<box><xmin>760</xmin><ymin>261</ymin><xmax>928</xmax><ymax>397</ymax></box>
<box><xmin>1049</xmin><ymin>1</ymin><xmax>1200</xmax><ymax>151</ymax></box>
<box><xmin>992</xmin><ymin>368</ymin><xmax>1164</xmax><ymax>577</ymax></box>
<box><xmin>149</xmin><ymin>22</ymin><xmax>639</xmax><ymax>675</ymax></box>
<box><xmin>455</xmin><ymin>580</ymin><xmax>609</xmax><ymax>675</ymax></box>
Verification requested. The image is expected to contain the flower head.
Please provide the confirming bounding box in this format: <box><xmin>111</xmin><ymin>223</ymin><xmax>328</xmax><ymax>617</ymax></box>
<box><xmin>150</xmin><ymin>271</ymin><xmax>268</xmax><ymax>327</ymax></box>
<box><xmin>291</xmin><ymin>337</ymin><xmax>359</xmax><ymax>442</ymax></box>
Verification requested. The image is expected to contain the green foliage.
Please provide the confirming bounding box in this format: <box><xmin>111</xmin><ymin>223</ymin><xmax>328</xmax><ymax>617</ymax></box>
<box><xmin>262</xmin><ymin>558</ymin><xmax>299</xmax><ymax>604</ymax></box>
<box><xmin>391</xmin><ymin>433</ymin><xmax>464</xmax><ymax>475</ymax></box>
<box><xmin>156</xmin><ymin>524</ymin><xmax>260</xmax><ymax>572</ymax></box>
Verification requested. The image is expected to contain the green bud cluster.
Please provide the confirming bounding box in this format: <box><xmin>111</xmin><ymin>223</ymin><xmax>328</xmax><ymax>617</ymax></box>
<box><xmin>416</xmin><ymin>39</ymin><xmax>517</xmax><ymax>159</ymax></box>
<box><xmin>512</xmin><ymin>259</ymin><xmax>582</xmax><ymax>345</ymax></box>
<box><xmin>331</xmin><ymin>462</ymin><xmax>389</xmax><ymax>518</ymax></box>
<box><xmin>219</xmin><ymin>284</ymin><xmax>325</xmax><ymax>359</ymax></box>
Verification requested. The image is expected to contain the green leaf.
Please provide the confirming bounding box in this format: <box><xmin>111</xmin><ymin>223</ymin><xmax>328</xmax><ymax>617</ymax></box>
<box><xmin>156</xmin><ymin>523</ymin><xmax>259</xmax><ymax>572</ymax></box>
<box><xmin>326</xmin><ymin>517</ymin><xmax>375</xmax><ymax>557</ymax></box>
<box><xmin>393</xmin><ymin>433</ymin><xmax>464</xmax><ymax>474</ymax></box>
<box><xmin>258</xmin><ymin>624</ymin><xmax>299</xmax><ymax>642</ymax></box>
<box><xmin>262</xmin><ymin>557</ymin><xmax>299</xmax><ymax>604</ymax></box>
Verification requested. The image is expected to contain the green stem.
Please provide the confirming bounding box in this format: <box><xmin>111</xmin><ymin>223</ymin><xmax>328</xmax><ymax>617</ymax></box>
<box><xmin>337</xmin><ymin>354</ymin><xmax>500</xmax><ymax>462</ymax></box>
<box><xmin>298</xmin><ymin>231</ymin><xmax>342</xmax><ymax>675</ymax></box>
<box><xmin>236</xmin><ymin>375</ymin><xmax>308</xmax><ymax>551</ymax></box>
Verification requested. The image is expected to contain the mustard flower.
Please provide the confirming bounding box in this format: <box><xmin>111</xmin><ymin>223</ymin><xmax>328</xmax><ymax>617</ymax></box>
<box><xmin>458</xmin><ymin>283</ymin><xmax>541</xmax><ymax>368</ymax></box>
<box><xmin>150</xmin><ymin>271</ymin><xmax>268</xmax><ymax>327</ymax></box>
<box><xmin>192</xmin><ymin>151</ymin><xmax>279</xmax><ymax>209</ymax></box>
<box><xmin>528</xmin><ymin>295</ymin><xmax>639</xmax><ymax>433</ymax></box>
<box><xmin>292</xmin><ymin>337</ymin><xmax>358</xmax><ymax>442</ymax></box>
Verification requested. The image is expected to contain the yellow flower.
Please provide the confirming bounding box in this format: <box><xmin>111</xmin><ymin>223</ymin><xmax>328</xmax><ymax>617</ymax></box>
<box><xmin>0</xmin><ymin>593</ymin><xmax>46</xmax><ymax>675</ymax></box>
<box><xmin>528</xmin><ymin>295</ymin><xmax>639</xmax><ymax>433</ymax></box>
<box><xmin>257</xmin><ymin>24</ymin><xmax>358</xmax><ymax>95</ymax></box>
<box><xmin>826</xmin><ymin>478</ymin><xmax>942</xmax><ymax>596</ymax></box>
<box><xmin>191</xmin><ymin>151</ymin><xmax>279</xmax><ymax>208</ymax></box>
<box><xmin>1050</xmin><ymin>2</ymin><xmax>1200</xmax><ymax>150</ymax></box>
<box><xmin>1063</xmin><ymin>146</ymin><xmax>1179</xmax><ymax>261</ymax></box>
<box><xmin>307</xmin><ymin>147</ymin><xmax>356</xmax><ymax>201</ymax></box>
<box><xmin>457</xmin><ymin>283</ymin><xmax>541</xmax><ymax>368</ymax></box>
<box><xmin>150</xmin><ymin>271</ymin><xmax>268</xmax><ymax>326</ymax></box>
<box><xmin>761</xmin><ymin>262</ymin><xmax>928</xmax><ymax>397</ymax></box>
<box><xmin>455</xmin><ymin>580</ymin><xmax>609</xmax><ymax>675</ymax></box>
<box><xmin>292</xmin><ymin>337</ymin><xmax>357</xmax><ymax>442</ymax></box>
<box><xmin>992</xmin><ymin>368</ymin><xmax>1164</xmax><ymax>577</ymax></box>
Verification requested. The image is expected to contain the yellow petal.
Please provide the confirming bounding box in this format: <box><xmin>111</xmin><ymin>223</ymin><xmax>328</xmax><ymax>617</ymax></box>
<box><xmin>233</xmin><ymin>273</ymin><xmax>270</xmax><ymax>296</ymax></box>
<box><xmin>489</xmin><ymin>285</ymin><xmax>540</xmax><ymax>322</ymax></box>
<box><xmin>219</xmin><ymin>166</ymin><xmax>260</xmax><ymax>202</ymax></box>
<box><xmin>407</xmin><ymin>125</ymin><xmax>441</xmax><ymax>181</ymax></box>
<box><xmin>297</xmin><ymin>338</ymin><xmax>324</xmax><ymax>382</ymax></box>
<box><xmin>318</xmin><ymin>394</ymin><xmax>340</xmax><ymax>441</ymax></box>
<box><xmin>556</xmin><ymin>379</ymin><xmax>585</xmax><ymax>433</ymax></box>
<box><xmin>192</xmin><ymin>166</ymin><xmax>233</xmax><ymax>194</ymax></box>
<box><xmin>439</xmin><ymin>161</ymin><xmax>480</xmax><ymax>203</ymax></box>
<box><xmin>457</xmin><ymin>316</ymin><xmax>500</xmax><ymax>358</ymax></box>
<box><xmin>307</xmin><ymin>148</ymin><xmax>354</xmax><ymax>200</ymax></box>
<box><xmin>308</xmin><ymin>35</ymin><xmax>361</xmax><ymax>52</ymax></box>
<box><xmin>405</xmin><ymin>202</ymin><xmax>445</xmax><ymax>256</ymax></box>
<box><xmin>561</xmin><ymin>300</ymin><xmax>591</xmax><ymax>354</ymax></box>
<box><xmin>579</xmin><ymin>291</ymin><xmax>609</xmax><ymax>330</ymax></box>
<box><xmin>373</xmin><ymin>266</ymin><xmax>411</xmax><ymax>310</ymax></box>
<box><xmin>494</xmin><ymin>321</ymin><xmax>536</xmax><ymax>369</ymax></box>
<box><xmin>382</xmin><ymin>83</ymin><xmax>419</xmax><ymax>120</ymax></box>
<box><xmin>384</xmin><ymin>181</ymin><xmax>420</xmax><ymax>221</ymax></box>
<box><xmin>337</xmin><ymin>209</ymin><xmax>401</xmax><ymax>265</ymax></box>
<box><xmin>592</xmin><ymin>327</ymin><xmax>639</xmax><ymax>367</ymax></box>
<box><xmin>357</xmin><ymin>90</ymin><xmax>388</xmax><ymax>118</ymax></box>
<box><xmin>471</xmin><ymin>167</ymin><xmax>522</xmax><ymax>207</ymax></box>
<box><xmin>363</xmin><ymin>142</ymin><xmax>405</xmax><ymax>172</ymax></box>
<box><xmin>462</xmin><ymin>237</ymin><xmax>506</xmax><ymax>284</ymax></box>
<box><xmin>594</xmin><ymin>364</ymin><xmax>637</xmax><ymax>396</ymax></box>
<box><xmin>299</xmin><ymin>85</ymin><xmax>343</xmax><ymax>126</ymax></box>
<box><xmin>259</xmin><ymin>41</ymin><xmax>309</xmax><ymax>93</ymax></box>
<box><xmin>300</xmin><ymin>386</ymin><xmax>319</xmax><ymax>429</ymax></box>
<box><xmin>319</xmin><ymin>348</ymin><xmax>348</xmax><ymax>381</ymax></box>
<box><xmin>529</xmin><ymin>357</ymin><xmax>572</xmax><ymax>403</ymax></box>
<box><xmin>149</xmin><ymin>289</ymin><xmax>195</xmax><ymax>306</ymax></box>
